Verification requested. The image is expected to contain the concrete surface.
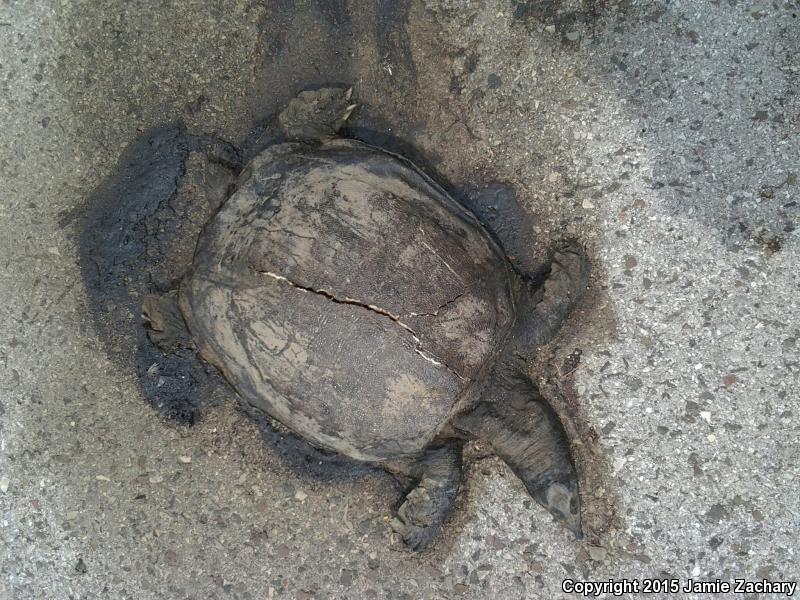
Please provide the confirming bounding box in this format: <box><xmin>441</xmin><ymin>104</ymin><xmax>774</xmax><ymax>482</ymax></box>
<box><xmin>1</xmin><ymin>0</ymin><xmax>798</xmax><ymax>598</ymax></box>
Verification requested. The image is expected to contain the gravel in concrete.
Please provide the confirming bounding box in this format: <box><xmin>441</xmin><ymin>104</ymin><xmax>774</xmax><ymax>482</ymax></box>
<box><xmin>1</xmin><ymin>0</ymin><xmax>798</xmax><ymax>598</ymax></box>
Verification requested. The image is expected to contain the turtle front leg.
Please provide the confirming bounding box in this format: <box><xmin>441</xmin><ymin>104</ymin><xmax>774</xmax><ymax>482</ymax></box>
<box><xmin>385</xmin><ymin>443</ymin><xmax>463</xmax><ymax>550</ymax></box>
<box><xmin>517</xmin><ymin>244</ymin><xmax>590</xmax><ymax>352</ymax></box>
<box><xmin>453</xmin><ymin>371</ymin><xmax>582</xmax><ymax>537</ymax></box>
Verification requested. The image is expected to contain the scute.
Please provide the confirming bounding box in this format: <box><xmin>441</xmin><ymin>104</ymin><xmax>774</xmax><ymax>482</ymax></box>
<box><xmin>180</xmin><ymin>139</ymin><xmax>516</xmax><ymax>460</ymax></box>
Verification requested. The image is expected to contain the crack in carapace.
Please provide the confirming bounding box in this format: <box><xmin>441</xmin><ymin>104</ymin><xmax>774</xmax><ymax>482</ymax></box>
<box><xmin>252</xmin><ymin>269</ymin><xmax>466</xmax><ymax>381</ymax></box>
<box><xmin>407</xmin><ymin>293</ymin><xmax>465</xmax><ymax>318</ymax></box>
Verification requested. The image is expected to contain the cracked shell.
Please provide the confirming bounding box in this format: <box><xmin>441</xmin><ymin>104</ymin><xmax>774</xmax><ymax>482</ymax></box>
<box><xmin>180</xmin><ymin>138</ymin><xmax>517</xmax><ymax>461</ymax></box>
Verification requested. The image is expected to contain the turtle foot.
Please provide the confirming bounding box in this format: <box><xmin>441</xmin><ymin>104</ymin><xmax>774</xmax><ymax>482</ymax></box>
<box><xmin>388</xmin><ymin>444</ymin><xmax>462</xmax><ymax>550</ymax></box>
<box><xmin>518</xmin><ymin>242</ymin><xmax>590</xmax><ymax>351</ymax></box>
<box><xmin>142</xmin><ymin>291</ymin><xmax>193</xmax><ymax>351</ymax></box>
<box><xmin>391</xmin><ymin>482</ymin><xmax>442</xmax><ymax>550</ymax></box>
<box><xmin>549</xmin><ymin>243</ymin><xmax>590</xmax><ymax>303</ymax></box>
<box><xmin>279</xmin><ymin>87</ymin><xmax>357</xmax><ymax>142</ymax></box>
<box><xmin>391</xmin><ymin>476</ymin><xmax>457</xmax><ymax>551</ymax></box>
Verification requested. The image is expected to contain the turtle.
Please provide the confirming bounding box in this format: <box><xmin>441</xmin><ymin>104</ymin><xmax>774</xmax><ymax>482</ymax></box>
<box><xmin>141</xmin><ymin>87</ymin><xmax>590</xmax><ymax>550</ymax></box>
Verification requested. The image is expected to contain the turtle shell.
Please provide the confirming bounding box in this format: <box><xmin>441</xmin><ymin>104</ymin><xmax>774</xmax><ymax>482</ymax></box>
<box><xmin>179</xmin><ymin>139</ymin><xmax>517</xmax><ymax>461</ymax></box>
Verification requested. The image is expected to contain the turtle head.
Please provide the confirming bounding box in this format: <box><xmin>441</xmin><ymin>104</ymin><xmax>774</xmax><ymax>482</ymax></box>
<box><xmin>278</xmin><ymin>87</ymin><xmax>358</xmax><ymax>142</ymax></box>
<box><xmin>526</xmin><ymin>475</ymin><xmax>583</xmax><ymax>539</ymax></box>
<box><xmin>452</xmin><ymin>373</ymin><xmax>583</xmax><ymax>539</ymax></box>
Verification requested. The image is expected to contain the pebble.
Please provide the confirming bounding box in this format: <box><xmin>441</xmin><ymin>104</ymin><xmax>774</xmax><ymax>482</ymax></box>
<box><xmin>487</xmin><ymin>73</ymin><xmax>502</xmax><ymax>89</ymax></box>
<box><xmin>95</xmin><ymin>475</ymin><xmax>110</xmax><ymax>482</ymax></box>
<box><xmin>149</xmin><ymin>474</ymin><xmax>164</xmax><ymax>484</ymax></box>
<box><xmin>566</xmin><ymin>31</ymin><xmax>581</xmax><ymax>42</ymax></box>
<box><xmin>588</xmin><ymin>546</ymin><xmax>608</xmax><ymax>561</ymax></box>
<box><xmin>704</xmin><ymin>504</ymin><xmax>728</xmax><ymax>529</ymax></box>
<box><xmin>0</xmin><ymin>476</ymin><xmax>8</xmax><ymax>493</ymax></box>
<box><xmin>294</xmin><ymin>490</ymin><xmax>308</xmax><ymax>502</ymax></box>
<box><xmin>178</xmin><ymin>455</ymin><xmax>192</xmax><ymax>464</ymax></box>
<box><xmin>582</xmin><ymin>199</ymin><xmax>595</xmax><ymax>209</ymax></box>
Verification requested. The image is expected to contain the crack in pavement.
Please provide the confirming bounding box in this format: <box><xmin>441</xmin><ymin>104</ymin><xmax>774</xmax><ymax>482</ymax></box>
<box><xmin>252</xmin><ymin>269</ymin><xmax>467</xmax><ymax>381</ymax></box>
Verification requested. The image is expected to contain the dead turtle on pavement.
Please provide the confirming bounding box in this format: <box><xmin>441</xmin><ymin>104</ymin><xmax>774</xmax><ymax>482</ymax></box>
<box><xmin>142</xmin><ymin>87</ymin><xmax>590</xmax><ymax>549</ymax></box>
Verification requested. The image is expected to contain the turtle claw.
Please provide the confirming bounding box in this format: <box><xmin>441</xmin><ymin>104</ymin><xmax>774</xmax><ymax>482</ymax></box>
<box><xmin>550</xmin><ymin>244</ymin><xmax>590</xmax><ymax>298</ymax></box>
<box><xmin>142</xmin><ymin>291</ymin><xmax>193</xmax><ymax>351</ymax></box>
<box><xmin>391</xmin><ymin>521</ymin><xmax>435</xmax><ymax>552</ymax></box>
<box><xmin>388</xmin><ymin>444</ymin><xmax>462</xmax><ymax>550</ymax></box>
<box><xmin>278</xmin><ymin>87</ymin><xmax>358</xmax><ymax>141</ymax></box>
<box><xmin>517</xmin><ymin>242</ymin><xmax>590</xmax><ymax>351</ymax></box>
<box><xmin>391</xmin><ymin>483</ymin><xmax>443</xmax><ymax>550</ymax></box>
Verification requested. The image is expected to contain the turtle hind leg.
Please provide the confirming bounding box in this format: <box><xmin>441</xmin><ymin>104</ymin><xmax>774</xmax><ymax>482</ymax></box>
<box><xmin>135</xmin><ymin>342</ymin><xmax>209</xmax><ymax>425</ymax></box>
<box><xmin>517</xmin><ymin>243</ymin><xmax>590</xmax><ymax>353</ymax></box>
<box><xmin>454</xmin><ymin>372</ymin><xmax>582</xmax><ymax>537</ymax></box>
<box><xmin>139</xmin><ymin>291</ymin><xmax>217</xmax><ymax>425</ymax></box>
<box><xmin>142</xmin><ymin>290</ymin><xmax>193</xmax><ymax>352</ymax></box>
<box><xmin>386</xmin><ymin>442</ymin><xmax>463</xmax><ymax>551</ymax></box>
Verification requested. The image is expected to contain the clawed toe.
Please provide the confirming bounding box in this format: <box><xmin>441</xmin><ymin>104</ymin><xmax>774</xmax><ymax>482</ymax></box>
<box><xmin>390</xmin><ymin>476</ymin><xmax>459</xmax><ymax>550</ymax></box>
<box><xmin>390</xmin><ymin>516</ymin><xmax>436</xmax><ymax>551</ymax></box>
<box><xmin>387</xmin><ymin>445</ymin><xmax>462</xmax><ymax>550</ymax></box>
<box><xmin>553</xmin><ymin>245</ymin><xmax>589</xmax><ymax>283</ymax></box>
<box><xmin>391</xmin><ymin>485</ymin><xmax>440</xmax><ymax>550</ymax></box>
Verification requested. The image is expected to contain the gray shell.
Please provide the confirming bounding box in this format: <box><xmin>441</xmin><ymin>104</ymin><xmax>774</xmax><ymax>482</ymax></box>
<box><xmin>179</xmin><ymin>139</ymin><xmax>517</xmax><ymax>461</ymax></box>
